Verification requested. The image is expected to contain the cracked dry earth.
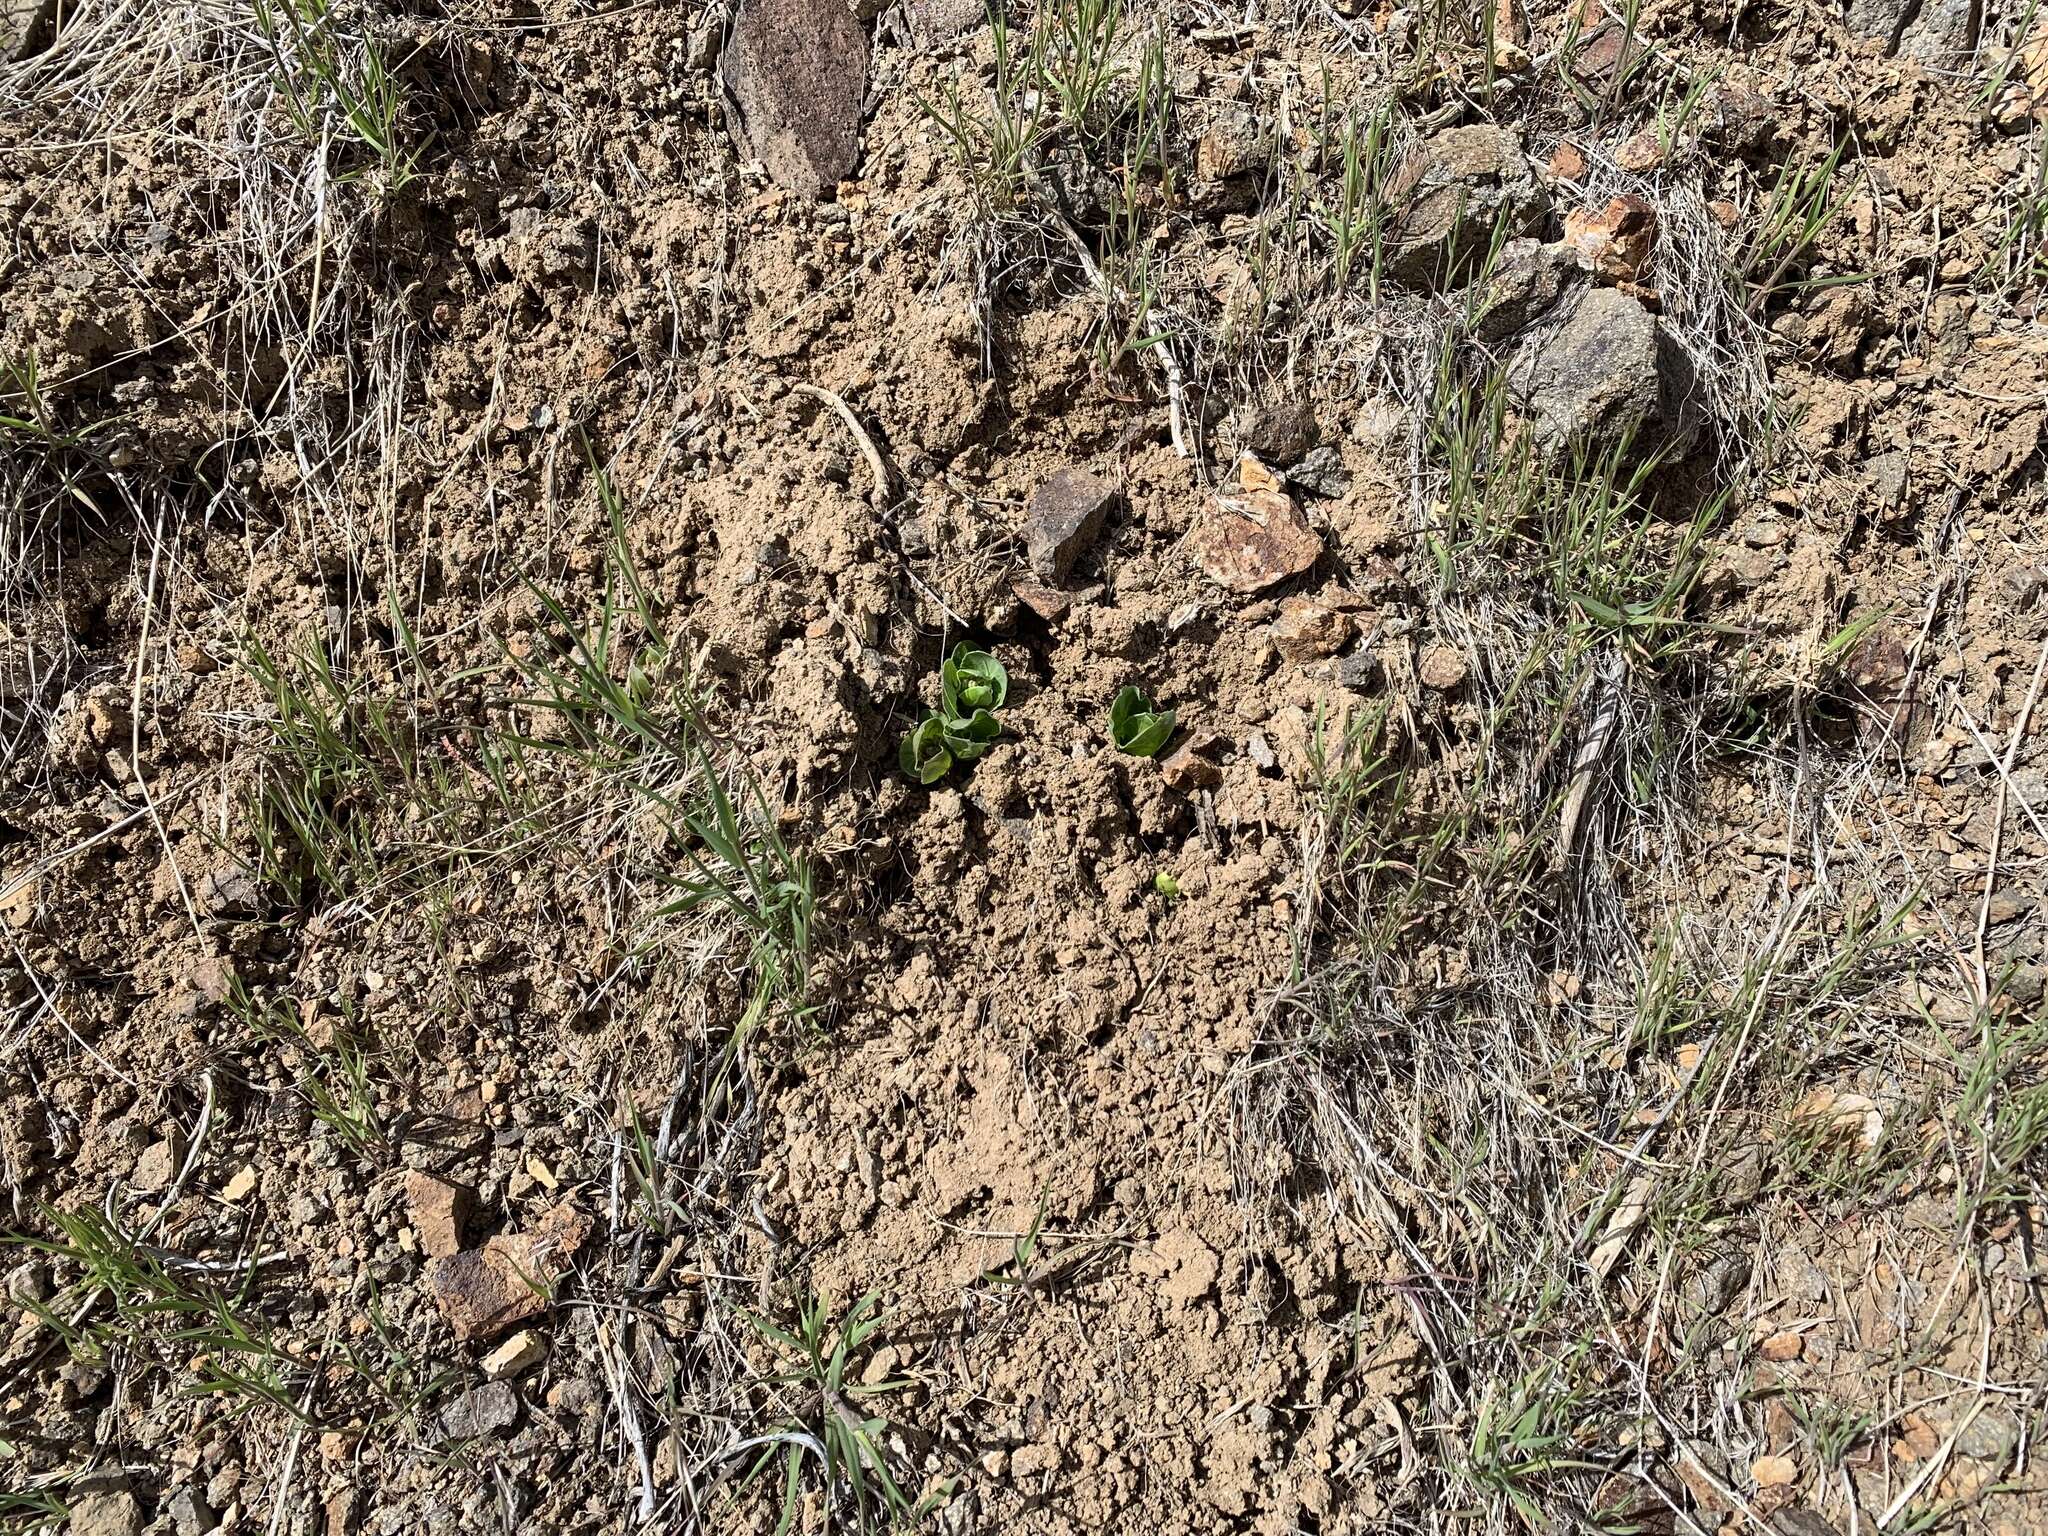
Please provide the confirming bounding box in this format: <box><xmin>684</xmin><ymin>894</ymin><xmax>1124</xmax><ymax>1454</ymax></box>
<box><xmin>4</xmin><ymin>0</ymin><xmax>2048</xmax><ymax>1533</ymax></box>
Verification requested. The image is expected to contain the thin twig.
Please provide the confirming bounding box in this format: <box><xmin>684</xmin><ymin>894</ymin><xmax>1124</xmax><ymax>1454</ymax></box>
<box><xmin>791</xmin><ymin>382</ymin><xmax>892</xmax><ymax>506</ymax></box>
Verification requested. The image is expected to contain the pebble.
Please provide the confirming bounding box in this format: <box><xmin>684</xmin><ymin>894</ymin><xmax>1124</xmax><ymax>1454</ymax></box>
<box><xmin>166</xmin><ymin>1486</ymin><xmax>218</xmax><ymax>1536</ymax></box>
<box><xmin>440</xmin><ymin>1381</ymin><xmax>521</xmax><ymax>1440</ymax></box>
<box><xmin>66</xmin><ymin>1491</ymin><xmax>143</xmax><ymax>1536</ymax></box>
<box><xmin>482</xmin><ymin>1330</ymin><xmax>548</xmax><ymax>1380</ymax></box>
<box><xmin>131</xmin><ymin>1138</ymin><xmax>181</xmax><ymax>1194</ymax></box>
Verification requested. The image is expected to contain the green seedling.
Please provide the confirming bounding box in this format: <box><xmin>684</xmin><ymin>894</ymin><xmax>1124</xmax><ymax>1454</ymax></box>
<box><xmin>978</xmin><ymin>1188</ymin><xmax>1051</xmax><ymax>1291</ymax></box>
<box><xmin>941</xmin><ymin>643</ymin><xmax>1008</xmax><ymax>716</ymax></box>
<box><xmin>903</xmin><ymin>644</ymin><xmax>1009</xmax><ymax>782</ymax></box>
<box><xmin>253</xmin><ymin>0</ymin><xmax>423</xmax><ymax>192</ymax></box>
<box><xmin>1109</xmin><ymin>686</ymin><xmax>1176</xmax><ymax>757</ymax></box>
<box><xmin>1153</xmin><ymin>871</ymin><xmax>1180</xmax><ymax>899</ymax></box>
<box><xmin>734</xmin><ymin>1290</ymin><xmax>948</xmax><ymax>1534</ymax></box>
<box><xmin>940</xmin><ymin>707</ymin><xmax>1001</xmax><ymax>761</ymax></box>
<box><xmin>900</xmin><ymin>716</ymin><xmax>954</xmax><ymax>784</ymax></box>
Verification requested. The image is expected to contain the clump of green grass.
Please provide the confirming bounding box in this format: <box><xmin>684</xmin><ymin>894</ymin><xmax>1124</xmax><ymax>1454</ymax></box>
<box><xmin>1735</xmin><ymin>137</ymin><xmax>1865</xmax><ymax>316</ymax></box>
<box><xmin>238</xmin><ymin>619</ymin><xmax>529</xmax><ymax>910</ymax></box>
<box><xmin>922</xmin><ymin>0</ymin><xmax>1190</xmax><ymax>422</ymax></box>
<box><xmin>1943</xmin><ymin>1002</ymin><xmax>2048</xmax><ymax>1235</ymax></box>
<box><xmin>11</xmin><ymin>1203</ymin><xmax>305</xmax><ymax>1420</ymax></box>
<box><xmin>252</xmin><ymin>0</ymin><xmax>423</xmax><ymax>192</ymax></box>
<box><xmin>657</xmin><ymin>750</ymin><xmax>816</xmax><ymax>1034</ymax></box>
<box><xmin>1</xmin><ymin>353</ymin><xmax>122</xmax><ymax>587</ymax></box>
<box><xmin>232</xmin><ymin>981</ymin><xmax>393</xmax><ymax>1159</ymax></box>
<box><xmin>1311</xmin><ymin>96</ymin><xmax>1403</xmax><ymax>300</ymax></box>
<box><xmin>0</xmin><ymin>1491</ymin><xmax>67</xmax><ymax>1532</ymax></box>
<box><xmin>732</xmin><ymin>1290</ymin><xmax>949</xmax><ymax>1533</ymax></box>
<box><xmin>9</xmin><ymin>1191</ymin><xmax>455</xmax><ymax>1436</ymax></box>
<box><xmin>236</xmin><ymin>452</ymin><xmax>815</xmax><ymax>1039</ymax></box>
<box><xmin>922</xmin><ymin>0</ymin><xmax>1135</xmax><ymax>219</ymax></box>
<box><xmin>0</xmin><ymin>354</ymin><xmax>118</xmax><ymax>462</ymax></box>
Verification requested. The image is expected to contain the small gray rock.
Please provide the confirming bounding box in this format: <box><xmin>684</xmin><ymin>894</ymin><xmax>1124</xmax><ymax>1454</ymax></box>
<box><xmin>1288</xmin><ymin>444</ymin><xmax>1351</xmax><ymax>499</ymax></box>
<box><xmin>1862</xmin><ymin>450</ymin><xmax>1907</xmax><ymax>510</ymax></box>
<box><xmin>1947</xmin><ymin>1403</ymin><xmax>2021</xmax><ymax>1464</ymax></box>
<box><xmin>197</xmin><ymin>864</ymin><xmax>259</xmax><ymax>917</ymax></box>
<box><xmin>441</xmin><ymin>1381</ymin><xmax>521</xmax><ymax>1440</ymax></box>
<box><xmin>1844</xmin><ymin>0</ymin><xmax>1908</xmax><ymax>49</ymax></box>
<box><xmin>1700</xmin><ymin>84</ymin><xmax>1779</xmax><ymax>156</ymax></box>
<box><xmin>167</xmin><ymin>1485</ymin><xmax>218</xmax><ymax>1536</ymax></box>
<box><xmin>1771</xmin><ymin>1511</ymin><xmax>1844</xmax><ymax>1536</ymax></box>
<box><xmin>6</xmin><ymin>1259</ymin><xmax>50</xmax><ymax>1304</ymax></box>
<box><xmin>684</xmin><ymin>16</ymin><xmax>720</xmax><ymax>71</ymax></box>
<box><xmin>1025</xmin><ymin>468</ymin><xmax>1116</xmax><ymax>585</ymax></box>
<box><xmin>721</xmin><ymin>0</ymin><xmax>868</xmax><ymax>196</ymax></box>
<box><xmin>2</xmin><ymin>0</ymin><xmax>60</xmax><ymax>62</ymax></box>
<box><xmin>1897</xmin><ymin>0</ymin><xmax>1978</xmax><ymax>65</ymax></box>
<box><xmin>130</xmin><ymin>1137</ymin><xmax>181</xmax><ymax>1194</ymax></box>
<box><xmin>1469</xmin><ymin>237</ymin><xmax>1580</xmax><ymax>343</ymax></box>
<box><xmin>1681</xmin><ymin>1249</ymin><xmax>1752</xmax><ymax>1319</ymax></box>
<box><xmin>1336</xmin><ymin>648</ymin><xmax>1382</xmax><ymax>691</ymax></box>
<box><xmin>1386</xmin><ymin>125</ymin><xmax>1549</xmax><ymax>286</ymax></box>
<box><xmin>1234</xmin><ymin>396</ymin><xmax>1318</xmax><ymax>465</ymax></box>
<box><xmin>907</xmin><ymin>0</ymin><xmax>983</xmax><ymax>42</ymax></box>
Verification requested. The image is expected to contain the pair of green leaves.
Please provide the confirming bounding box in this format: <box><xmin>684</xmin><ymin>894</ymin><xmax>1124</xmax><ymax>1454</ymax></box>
<box><xmin>901</xmin><ymin>644</ymin><xmax>1009</xmax><ymax>784</ymax></box>
<box><xmin>1109</xmin><ymin>686</ymin><xmax>1176</xmax><ymax>757</ymax></box>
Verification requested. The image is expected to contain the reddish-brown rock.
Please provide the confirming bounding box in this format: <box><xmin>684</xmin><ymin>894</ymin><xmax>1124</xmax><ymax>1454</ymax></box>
<box><xmin>1190</xmin><ymin>488</ymin><xmax>1321</xmax><ymax>593</ymax></box>
<box><xmin>1563</xmin><ymin>195</ymin><xmax>1657</xmax><ymax>282</ymax></box>
<box><xmin>1271</xmin><ymin>595</ymin><xmax>1356</xmax><ymax>661</ymax></box>
<box><xmin>426</xmin><ymin>1201</ymin><xmax>592</xmax><ymax>1341</ymax></box>
<box><xmin>404</xmin><ymin>1170</ymin><xmax>472</xmax><ymax>1260</ymax></box>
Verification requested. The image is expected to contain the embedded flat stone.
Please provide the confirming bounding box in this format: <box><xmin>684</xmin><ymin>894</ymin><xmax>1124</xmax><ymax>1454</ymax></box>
<box><xmin>722</xmin><ymin>0</ymin><xmax>868</xmax><ymax>196</ymax></box>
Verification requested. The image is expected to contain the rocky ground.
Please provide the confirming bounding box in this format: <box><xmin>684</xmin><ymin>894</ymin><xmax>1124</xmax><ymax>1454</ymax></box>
<box><xmin>2</xmin><ymin>0</ymin><xmax>2047</xmax><ymax>1532</ymax></box>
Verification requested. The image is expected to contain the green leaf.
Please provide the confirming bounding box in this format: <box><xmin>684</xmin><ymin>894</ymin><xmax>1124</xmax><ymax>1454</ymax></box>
<box><xmin>899</xmin><ymin>715</ymin><xmax>953</xmax><ymax>784</ymax></box>
<box><xmin>941</xmin><ymin>643</ymin><xmax>1008</xmax><ymax>718</ymax></box>
<box><xmin>1109</xmin><ymin>685</ymin><xmax>1176</xmax><ymax>757</ymax></box>
<box><xmin>939</xmin><ymin>707</ymin><xmax>1001</xmax><ymax>761</ymax></box>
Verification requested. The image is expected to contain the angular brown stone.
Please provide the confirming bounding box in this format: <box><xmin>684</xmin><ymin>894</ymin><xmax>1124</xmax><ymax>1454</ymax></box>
<box><xmin>721</xmin><ymin>0</ymin><xmax>868</xmax><ymax>197</ymax></box>
<box><xmin>66</xmin><ymin>1492</ymin><xmax>143</xmax><ymax>1536</ymax></box>
<box><xmin>426</xmin><ymin>1201</ymin><xmax>591</xmax><ymax>1341</ymax></box>
<box><xmin>1572</xmin><ymin>18</ymin><xmax>1637</xmax><ymax>81</ymax></box>
<box><xmin>1418</xmin><ymin>645</ymin><xmax>1468</xmax><ymax>691</ymax></box>
<box><xmin>1563</xmin><ymin>195</ymin><xmax>1657</xmax><ymax>282</ymax></box>
<box><xmin>404</xmin><ymin>1169</ymin><xmax>473</xmax><ymax>1260</ymax></box>
<box><xmin>1271</xmin><ymin>595</ymin><xmax>1355</xmax><ymax>661</ymax></box>
<box><xmin>1613</xmin><ymin>130</ymin><xmax>1663</xmax><ymax>172</ymax></box>
<box><xmin>1013</xmin><ymin>577</ymin><xmax>1091</xmax><ymax>623</ymax></box>
<box><xmin>1386</xmin><ymin>125</ymin><xmax>1549</xmax><ymax>284</ymax></box>
<box><xmin>1025</xmin><ymin>467</ymin><xmax>1116</xmax><ymax>584</ymax></box>
<box><xmin>1190</xmin><ymin>489</ymin><xmax>1321</xmax><ymax>593</ymax></box>
<box><xmin>1546</xmin><ymin>141</ymin><xmax>1588</xmax><ymax>182</ymax></box>
<box><xmin>1160</xmin><ymin>734</ymin><xmax>1223</xmax><ymax>792</ymax></box>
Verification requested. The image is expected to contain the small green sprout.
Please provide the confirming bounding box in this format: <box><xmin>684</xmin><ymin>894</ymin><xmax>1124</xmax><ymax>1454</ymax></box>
<box><xmin>1153</xmin><ymin>870</ymin><xmax>1181</xmax><ymax>899</ymax></box>
<box><xmin>940</xmin><ymin>707</ymin><xmax>1001</xmax><ymax>761</ymax></box>
<box><xmin>904</xmin><ymin>642</ymin><xmax>1012</xmax><ymax>782</ymax></box>
<box><xmin>900</xmin><ymin>717</ymin><xmax>953</xmax><ymax>784</ymax></box>
<box><xmin>942</xmin><ymin>643</ymin><xmax>1008</xmax><ymax>717</ymax></box>
<box><xmin>1109</xmin><ymin>686</ymin><xmax>1176</xmax><ymax>757</ymax></box>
